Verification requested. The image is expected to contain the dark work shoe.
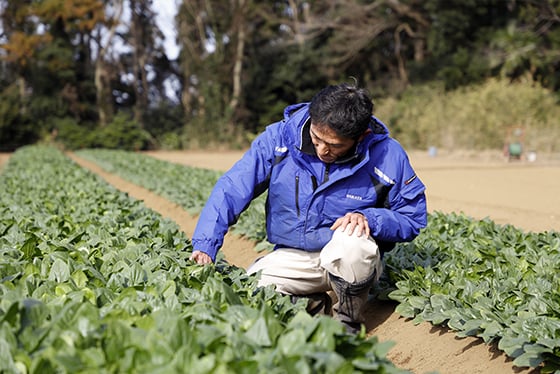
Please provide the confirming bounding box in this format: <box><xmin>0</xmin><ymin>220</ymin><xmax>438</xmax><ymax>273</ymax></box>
<box><xmin>291</xmin><ymin>292</ymin><xmax>333</xmax><ymax>316</ymax></box>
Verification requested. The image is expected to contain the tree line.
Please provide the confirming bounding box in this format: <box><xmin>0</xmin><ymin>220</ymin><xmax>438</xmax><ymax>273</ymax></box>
<box><xmin>1</xmin><ymin>0</ymin><xmax>559</xmax><ymax>151</ymax></box>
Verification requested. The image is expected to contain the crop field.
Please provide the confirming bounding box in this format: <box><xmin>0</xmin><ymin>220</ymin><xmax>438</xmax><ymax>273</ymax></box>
<box><xmin>0</xmin><ymin>146</ymin><xmax>402</xmax><ymax>373</ymax></box>
<box><xmin>1</xmin><ymin>145</ymin><xmax>559</xmax><ymax>373</ymax></box>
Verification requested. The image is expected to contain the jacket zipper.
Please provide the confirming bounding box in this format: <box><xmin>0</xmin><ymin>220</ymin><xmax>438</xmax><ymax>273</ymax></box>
<box><xmin>295</xmin><ymin>175</ymin><xmax>300</xmax><ymax>216</ymax></box>
<box><xmin>323</xmin><ymin>164</ymin><xmax>330</xmax><ymax>183</ymax></box>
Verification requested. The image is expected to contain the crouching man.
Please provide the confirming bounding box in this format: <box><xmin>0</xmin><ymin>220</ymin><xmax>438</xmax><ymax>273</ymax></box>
<box><xmin>190</xmin><ymin>83</ymin><xmax>427</xmax><ymax>333</ymax></box>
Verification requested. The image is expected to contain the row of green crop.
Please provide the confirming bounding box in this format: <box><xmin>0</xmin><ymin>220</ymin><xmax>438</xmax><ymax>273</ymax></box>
<box><xmin>0</xmin><ymin>146</ymin><xmax>404</xmax><ymax>373</ymax></box>
<box><xmin>386</xmin><ymin>212</ymin><xmax>560</xmax><ymax>371</ymax></box>
<box><xmin>77</xmin><ymin>148</ymin><xmax>560</xmax><ymax>371</ymax></box>
<box><xmin>76</xmin><ymin>149</ymin><xmax>222</xmax><ymax>215</ymax></box>
<box><xmin>75</xmin><ymin>149</ymin><xmax>272</xmax><ymax>252</ymax></box>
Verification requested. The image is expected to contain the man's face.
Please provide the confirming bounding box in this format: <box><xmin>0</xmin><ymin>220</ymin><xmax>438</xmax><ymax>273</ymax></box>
<box><xmin>310</xmin><ymin>123</ymin><xmax>357</xmax><ymax>163</ymax></box>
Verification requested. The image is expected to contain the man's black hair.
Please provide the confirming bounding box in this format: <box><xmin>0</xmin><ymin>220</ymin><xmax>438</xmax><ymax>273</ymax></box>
<box><xmin>309</xmin><ymin>83</ymin><xmax>374</xmax><ymax>140</ymax></box>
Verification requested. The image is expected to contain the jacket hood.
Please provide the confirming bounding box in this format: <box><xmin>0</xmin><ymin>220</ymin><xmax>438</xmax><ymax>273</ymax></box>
<box><xmin>282</xmin><ymin>102</ymin><xmax>390</xmax><ymax>162</ymax></box>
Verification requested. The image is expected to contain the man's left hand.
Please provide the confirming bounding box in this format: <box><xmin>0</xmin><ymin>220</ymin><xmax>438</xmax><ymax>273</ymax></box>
<box><xmin>330</xmin><ymin>212</ymin><xmax>370</xmax><ymax>237</ymax></box>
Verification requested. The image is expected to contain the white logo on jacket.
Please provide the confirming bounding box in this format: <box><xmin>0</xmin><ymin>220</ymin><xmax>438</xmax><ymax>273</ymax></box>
<box><xmin>346</xmin><ymin>194</ymin><xmax>363</xmax><ymax>201</ymax></box>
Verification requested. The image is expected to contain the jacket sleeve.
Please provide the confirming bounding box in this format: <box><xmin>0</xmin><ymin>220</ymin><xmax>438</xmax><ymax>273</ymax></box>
<box><xmin>359</xmin><ymin>150</ymin><xmax>427</xmax><ymax>244</ymax></box>
<box><xmin>190</xmin><ymin>124</ymin><xmax>280</xmax><ymax>261</ymax></box>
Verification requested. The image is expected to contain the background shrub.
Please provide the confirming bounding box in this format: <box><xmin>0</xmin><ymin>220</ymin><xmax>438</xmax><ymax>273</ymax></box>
<box><xmin>375</xmin><ymin>79</ymin><xmax>560</xmax><ymax>153</ymax></box>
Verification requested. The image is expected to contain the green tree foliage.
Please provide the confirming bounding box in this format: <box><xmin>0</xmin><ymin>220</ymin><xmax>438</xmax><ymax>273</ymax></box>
<box><xmin>1</xmin><ymin>0</ymin><xmax>560</xmax><ymax>151</ymax></box>
<box><xmin>0</xmin><ymin>84</ymin><xmax>38</xmax><ymax>151</ymax></box>
<box><xmin>0</xmin><ymin>0</ymin><xmax>106</xmax><ymax>149</ymax></box>
<box><xmin>176</xmin><ymin>0</ymin><xmax>247</xmax><ymax>143</ymax></box>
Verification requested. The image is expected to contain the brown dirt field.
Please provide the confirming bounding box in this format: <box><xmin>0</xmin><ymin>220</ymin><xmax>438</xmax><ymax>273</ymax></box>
<box><xmin>3</xmin><ymin>150</ymin><xmax>558</xmax><ymax>374</ymax></box>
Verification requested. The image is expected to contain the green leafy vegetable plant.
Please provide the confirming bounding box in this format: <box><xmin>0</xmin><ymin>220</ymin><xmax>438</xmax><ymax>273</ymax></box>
<box><xmin>0</xmin><ymin>146</ymin><xmax>404</xmax><ymax>373</ymax></box>
<box><xmin>385</xmin><ymin>212</ymin><xmax>560</xmax><ymax>371</ymax></box>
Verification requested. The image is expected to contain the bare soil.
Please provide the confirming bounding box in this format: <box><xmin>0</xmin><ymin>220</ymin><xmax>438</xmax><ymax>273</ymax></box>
<box><xmin>4</xmin><ymin>149</ymin><xmax>558</xmax><ymax>374</ymax></box>
<box><xmin>0</xmin><ymin>153</ymin><xmax>10</xmax><ymax>171</ymax></box>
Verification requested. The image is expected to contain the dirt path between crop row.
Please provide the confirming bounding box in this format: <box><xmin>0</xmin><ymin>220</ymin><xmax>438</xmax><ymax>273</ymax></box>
<box><xmin>65</xmin><ymin>150</ymin><xmax>557</xmax><ymax>374</ymax></box>
<box><xmin>0</xmin><ymin>153</ymin><xmax>10</xmax><ymax>171</ymax></box>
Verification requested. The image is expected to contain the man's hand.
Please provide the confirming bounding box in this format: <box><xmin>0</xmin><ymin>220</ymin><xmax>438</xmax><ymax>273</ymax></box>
<box><xmin>330</xmin><ymin>212</ymin><xmax>370</xmax><ymax>237</ymax></box>
<box><xmin>190</xmin><ymin>250</ymin><xmax>213</xmax><ymax>264</ymax></box>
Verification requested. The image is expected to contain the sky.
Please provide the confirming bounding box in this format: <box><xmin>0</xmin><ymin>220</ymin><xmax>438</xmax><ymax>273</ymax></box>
<box><xmin>151</xmin><ymin>0</ymin><xmax>180</xmax><ymax>102</ymax></box>
<box><xmin>152</xmin><ymin>0</ymin><xmax>179</xmax><ymax>60</ymax></box>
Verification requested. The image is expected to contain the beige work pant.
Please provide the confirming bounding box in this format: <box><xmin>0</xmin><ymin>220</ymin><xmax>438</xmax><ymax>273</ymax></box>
<box><xmin>246</xmin><ymin>226</ymin><xmax>383</xmax><ymax>295</ymax></box>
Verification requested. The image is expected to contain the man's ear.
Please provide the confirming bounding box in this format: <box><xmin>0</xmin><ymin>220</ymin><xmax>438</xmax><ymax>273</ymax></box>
<box><xmin>357</xmin><ymin>128</ymin><xmax>372</xmax><ymax>142</ymax></box>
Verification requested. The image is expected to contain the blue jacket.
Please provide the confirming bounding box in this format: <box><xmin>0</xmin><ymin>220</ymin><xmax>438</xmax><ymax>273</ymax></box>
<box><xmin>192</xmin><ymin>103</ymin><xmax>427</xmax><ymax>261</ymax></box>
